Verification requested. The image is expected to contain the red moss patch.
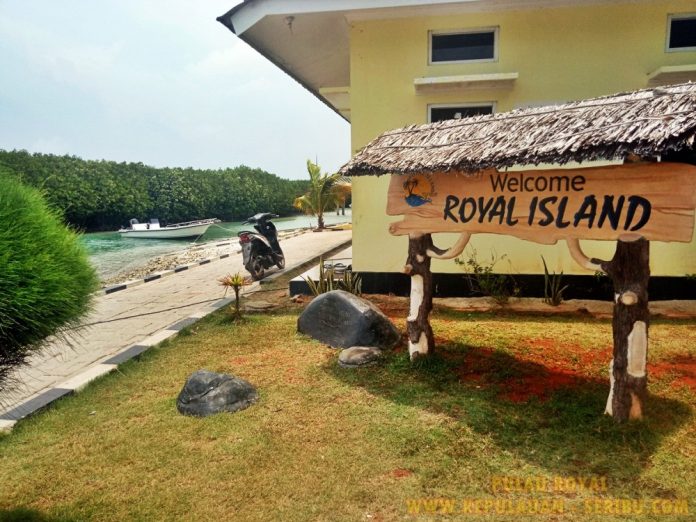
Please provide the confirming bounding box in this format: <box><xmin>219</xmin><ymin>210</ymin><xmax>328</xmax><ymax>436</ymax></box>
<box><xmin>391</xmin><ymin>468</ymin><xmax>413</xmax><ymax>478</ymax></box>
<box><xmin>522</xmin><ymin>338</ymin><xmax>611</xmax><ymax>375</ymax></box>
<box><xmin>501</xmin><ymin>369</ymin><xmax>579</xmax><ymax>403</ymax></box>
<box><xmin>368</xmin><ymin>295</ymin><xmax>409</xmax><ymax>320</ymax></box>
<box><xmin>451</xmin><ymin>343</ymin><xmax>605</xmax><ymax>403</ymax></box>
<box><xmin>284</xmin><ymin>367</ymin><xmax>303</xmax><ymax>384</ymax></box>
<box><xmin>651</xmin><ymin>355</ymin><xmax>696</xmax><ymax>391</ymax></box>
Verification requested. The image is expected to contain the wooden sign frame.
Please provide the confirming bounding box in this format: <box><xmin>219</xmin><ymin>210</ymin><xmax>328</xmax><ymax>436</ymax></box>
<box><xmin>387</xmin><ymin>162</ymin><xmax>696</xmax><ymax>244</ymax></box>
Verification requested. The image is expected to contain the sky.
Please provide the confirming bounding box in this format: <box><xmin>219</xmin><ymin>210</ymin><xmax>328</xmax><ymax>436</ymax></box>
<box><xmin>0</xmin><ymin>1</ymin><xmax>351</xmax><ymax>180</ymax></box>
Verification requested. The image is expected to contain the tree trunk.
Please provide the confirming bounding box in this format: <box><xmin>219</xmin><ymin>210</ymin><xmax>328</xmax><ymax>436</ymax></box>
<box><xmin>600</xmin><ymin>238</ymin><xmax>650</xmax><ymax>422</ymax></box>
<box><xmin>317</xmin><ymin>213</ymin><xmax>325</xmax><ymax>229</ymax></box>
<box><xmin>233</xmin><ymin>288</ymin><xmax>241</xmax><ymax>318</ymax></box>
<box><xmin>405</xmin><ymin>234</ymin><xmax>435</xmax><ymax>360</ymax></box>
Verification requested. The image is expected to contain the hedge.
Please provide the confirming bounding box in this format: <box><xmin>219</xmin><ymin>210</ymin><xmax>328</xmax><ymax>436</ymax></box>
<box><xmin>0</xmin><ymin>172</ymin><xmax>97</xmax><ymax>390</ymax></box>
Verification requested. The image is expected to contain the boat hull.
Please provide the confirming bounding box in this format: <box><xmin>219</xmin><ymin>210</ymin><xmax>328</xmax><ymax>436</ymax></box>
<box><xmin>118</xmin><ymin>223</ymin><xmax>213</xmax><ymax>239</ymax></box>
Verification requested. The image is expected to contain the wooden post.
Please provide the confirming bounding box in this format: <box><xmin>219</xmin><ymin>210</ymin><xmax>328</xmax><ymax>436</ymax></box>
<box><xmin>402</xmin><ymin>232</ymin><xmax>472</xmax><ymax>361</ymax></box>
<box><xmin>404</xmin><ymin>233</ymin><xmax>434</xmax><ymax>360</ymax></box>
<box><xmin>600</xmin><ymin>238</ymin><xmax>650</xmax><ymax>421</ymax></box>
<box><xmin>567</xmin><ymin>237</ymin><xmax>650</xmax><ymax>421</ymax></box>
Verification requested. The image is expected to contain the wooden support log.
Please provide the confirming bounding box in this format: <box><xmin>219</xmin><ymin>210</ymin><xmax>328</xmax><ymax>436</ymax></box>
<box><xmin>566</xmin><ymin>238</ymin><xmax>604</xmax><ymax>271</ymax></box>
<box><xmin>405</xmin><ymin>233</ymin><xmax>434</xmax><ymax>360</ymax></box>
<box><xmin>600</xmin><ymin>238</ymin><xmax>650</xmax><ymax>421</ymax></box>
<box><xmin>566</xmin><ymin>238</ymin><xmax>649</xmax><ymax>421</ymax></box>
<box><xmin>404</xmin><ymin>233</ymin><xmax>472</xmax><ymax>360</ymax></box>
<box><xmin>427</xmin><ymin>232</ymin><xmax>471</xmax><ymax>260</ymax></box>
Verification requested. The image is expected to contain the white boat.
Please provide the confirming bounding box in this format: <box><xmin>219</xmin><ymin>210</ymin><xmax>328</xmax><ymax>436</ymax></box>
<box><xmin>118</xmin><ymin>218</ymin><xmax>219</xmax><ymax>239</ymax></box>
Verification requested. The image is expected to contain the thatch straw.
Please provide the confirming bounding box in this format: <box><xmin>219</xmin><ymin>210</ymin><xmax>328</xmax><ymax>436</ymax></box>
<box><xmin>340</xmin><ymin>82</ymin><xmax>696</xmax><ymax>176</ymax></box>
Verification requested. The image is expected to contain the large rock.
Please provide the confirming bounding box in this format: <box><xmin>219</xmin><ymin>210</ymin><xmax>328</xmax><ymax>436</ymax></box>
<box><xmin>177</xmin><ymin>370</ymin><xmax>258</xmax><ymax>417</ymax></box>
<box><xmin>298</xmin><ymin>290</ymin><xmax>400</xmax><ymax>349</ymax></box>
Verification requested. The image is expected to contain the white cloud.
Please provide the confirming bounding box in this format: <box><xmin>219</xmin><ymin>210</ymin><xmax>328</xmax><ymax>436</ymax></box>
<box><xmin>0</xmin><ymin>0</ymin><xmax>350</xmax><ymax>179</ymax></box>
<box><xmin>189</xmin><ymin>43</ymin><xmax>261</xmax><ymax>77</ymax></box>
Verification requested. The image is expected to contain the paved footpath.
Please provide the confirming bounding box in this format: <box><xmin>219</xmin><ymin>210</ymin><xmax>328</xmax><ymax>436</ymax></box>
<box><xmin>0</xmin><ymin>230</ymin><xmax>351</xmax><ymax>427</ymax></box>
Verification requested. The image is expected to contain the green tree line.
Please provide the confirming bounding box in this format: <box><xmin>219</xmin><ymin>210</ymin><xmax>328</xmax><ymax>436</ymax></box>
<box><xmin>0</xmin><ymin>150</ymin><xmax>310</xmax><ymax>231</ymax></box>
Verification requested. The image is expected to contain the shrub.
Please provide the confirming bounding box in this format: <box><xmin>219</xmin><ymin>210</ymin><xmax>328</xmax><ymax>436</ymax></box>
<box><xmin>542</xmin><ymin>256</ymin><xmax>569</xmax><ymax>306</ymax></box>
<box><xmin>218</xmin><ymin>272</ymin><xmax>248</xmax><ymax>319</ymax></box>
<box><xmin>303</xmin><ymin>257</ymin><xmax>362</xmax><ymax>296</ymax></box>
<box><xmin>0</xmin><ymin>173</ymin><xmax>98</xmax><ymax>389</ymax></box>
<box><xmin>455</xmin><ymin>248</ymin><xmax>519</xmax><ymax>305</ymax></box>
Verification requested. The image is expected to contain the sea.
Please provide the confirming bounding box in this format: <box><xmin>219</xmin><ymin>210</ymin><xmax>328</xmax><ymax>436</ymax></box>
<box><xmin>82</xmin><ymin>211</ymin><xmax>352</xmax><ymax>280</ymax></box>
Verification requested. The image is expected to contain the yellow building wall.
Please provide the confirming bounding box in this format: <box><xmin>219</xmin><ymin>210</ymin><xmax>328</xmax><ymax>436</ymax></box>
<box><xmin>349</xmin><ymin>0</ymin><xmax>696</xmax><ymax>276</ymax></box>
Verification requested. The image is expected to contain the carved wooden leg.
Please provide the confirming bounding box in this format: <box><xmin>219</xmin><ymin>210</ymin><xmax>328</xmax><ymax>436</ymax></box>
<box><xmin>602</xmin><ymin>238</ymin><xmax>650</xmax><ymax>421</ymax></box>
<box><xmin>405</xmin><ymin>233</ymin><xmax>434</xmax><ymax>360</ymax></box>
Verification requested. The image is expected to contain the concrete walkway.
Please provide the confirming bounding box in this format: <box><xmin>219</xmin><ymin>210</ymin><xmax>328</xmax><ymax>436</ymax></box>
<box><xmin>0</xmin><ymin>230</ymin><xmax>351</xmax><ymax>428</ymax></box>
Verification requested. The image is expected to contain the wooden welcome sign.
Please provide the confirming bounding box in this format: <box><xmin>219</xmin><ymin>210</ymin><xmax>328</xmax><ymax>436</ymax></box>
<box><xmin>387</xmin><ymin>162</ymin><xmax>696</xmax><ymax>244</ymax></box>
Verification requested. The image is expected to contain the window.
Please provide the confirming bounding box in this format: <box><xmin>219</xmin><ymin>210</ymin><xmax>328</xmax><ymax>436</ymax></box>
<box><xmin>667</xmin><ymin>15</ymin><xmax>696</xmax><ymax>51</ymax></box>
<box><xmin>429</xmin><ymin>104</ymin><xmax>494</xmax><ymax>123</ymax></box>
<box><xmin>430</xmin><ymin>29</ymin><xmax>497</xmax><ymax>63</ymax></box>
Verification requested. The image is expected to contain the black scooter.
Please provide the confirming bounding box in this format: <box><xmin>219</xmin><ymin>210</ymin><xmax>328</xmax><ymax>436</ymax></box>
<box><xmin>238</xmin><ymin>213</ymin><xmax>285</xmax><ymax>280</ymax></box>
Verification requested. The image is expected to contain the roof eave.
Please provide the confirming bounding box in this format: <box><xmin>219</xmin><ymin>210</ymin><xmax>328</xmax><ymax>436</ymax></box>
<box><xmin>216</xmin><ymin>12</ymin><xmax>237</xmax><ymax>34</ymax></box>
<box><xmin>216</xmin><ymin>1</ymin><xmax>253</xmax><ymax>34</ymax></box>
<box><xmin>216</xmin><ymin>7</ymin><xmax>350</xmax><ymax>123</ymax></box>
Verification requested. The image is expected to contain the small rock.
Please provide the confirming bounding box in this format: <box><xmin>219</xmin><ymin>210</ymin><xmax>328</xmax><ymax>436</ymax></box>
<box><xmin>298</xmin><ymin>290</ymin><xmax>400</xmax><ymax>349</ymax></box>
<box><xmin>177</xmin><ymin>369</ymin><xmax>258</xmax><ymax>417</ymax></box>
<box><xmin>338</xmin><ymin>346</ymin><xmax>383</xmax><ymax>367</ymax></box>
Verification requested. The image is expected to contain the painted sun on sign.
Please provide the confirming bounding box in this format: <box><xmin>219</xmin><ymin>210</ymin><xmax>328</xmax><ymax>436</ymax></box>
<box><xmin>403</xmin><ymin>173</ymin><xmax>436</xmax><ymax>207</ymax></box>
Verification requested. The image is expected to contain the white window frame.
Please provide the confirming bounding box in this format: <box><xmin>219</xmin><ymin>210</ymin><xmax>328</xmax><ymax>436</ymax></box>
<box><xmin>427</xmin><ymin>102</ymin><xmax>496</xmax><ymax>123</ymax></box>
<box><xmin>666</xmin><ymin>13</ymin><xmax>696</xmax><ymax>53</ymax></box>
<box><xmin>429</xmin><ymin>27</ymin><xmax>499</xmax><ymax>65</ymax></box>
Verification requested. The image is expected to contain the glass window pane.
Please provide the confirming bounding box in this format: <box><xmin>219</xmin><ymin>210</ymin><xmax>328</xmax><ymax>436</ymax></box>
<box><xmin>669</xmin><ymin>18</ymin><xmax>696</xmax><ymax>49</ymax></box>
<box><xmin>431</xmin><ymin>105</ymin><xmax>493</xmax><ymax>122</ymax></box>
<box><xmin>432</xmin><ymin>31</ymin><xmax>495</xmax><ymax>62</ymax></box>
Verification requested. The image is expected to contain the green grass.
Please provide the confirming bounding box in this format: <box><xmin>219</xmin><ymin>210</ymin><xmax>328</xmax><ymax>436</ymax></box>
<box><xmin>0</xmin><ymin>306</ymin><xmax>694</xmax><ymax>521</ymax></box>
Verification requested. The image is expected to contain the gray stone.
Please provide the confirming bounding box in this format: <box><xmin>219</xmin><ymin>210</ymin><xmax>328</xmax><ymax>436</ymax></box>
<box><xmin>297</xmin><ymin>290</ymin><xmax>400</xmax><ymax>349</ymax></box>
<box><xmin>338</xmin><ymin>346</ymin><xmax>383</xmax><ymax>367</ymax></box>
<box><xmin>177</xmin><ymin>370</ymin><xmax>258</xmax><ymax>417</ymax></box>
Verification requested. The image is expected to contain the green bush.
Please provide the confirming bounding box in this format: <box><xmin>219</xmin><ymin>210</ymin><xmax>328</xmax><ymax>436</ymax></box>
<box><xmin>455</xmin><ymin>248</ymin><xmax>520</xmax><ymax>305</ymax></box>
<box><xmin>0</xmin><ymin>173</ymin><xmax>97</xmax><ymax>389</ymax></box>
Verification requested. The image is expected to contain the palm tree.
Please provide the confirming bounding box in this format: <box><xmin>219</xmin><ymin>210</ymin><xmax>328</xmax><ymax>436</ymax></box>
<box><xmin>333</xmin><ymin>176</ymin><xmax>352</xmax><ymax>215</ymax></box>
<box><xmin>293</xmin><ymin>160</ymin><xmax>343</xmax><ymax>230</ymax></box>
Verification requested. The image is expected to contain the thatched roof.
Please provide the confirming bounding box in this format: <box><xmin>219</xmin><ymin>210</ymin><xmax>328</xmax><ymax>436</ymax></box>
<box><xmin>340</xmin><ymin>82</ymin><xmax>696</xmax><ymax>176</ymax></box>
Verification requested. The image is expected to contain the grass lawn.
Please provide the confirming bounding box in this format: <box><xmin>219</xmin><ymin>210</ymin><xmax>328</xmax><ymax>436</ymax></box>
<box><xmin>0</xmin><ymin>296</ymin><xmax>694</xmax><ymax>521</ymax></box>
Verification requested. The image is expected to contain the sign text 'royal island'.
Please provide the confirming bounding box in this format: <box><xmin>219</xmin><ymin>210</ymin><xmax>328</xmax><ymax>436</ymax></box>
<box><xmin>443</xmin><ymin>172</ymin><xmax>651</xmax><ymax>233</ymax></box>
